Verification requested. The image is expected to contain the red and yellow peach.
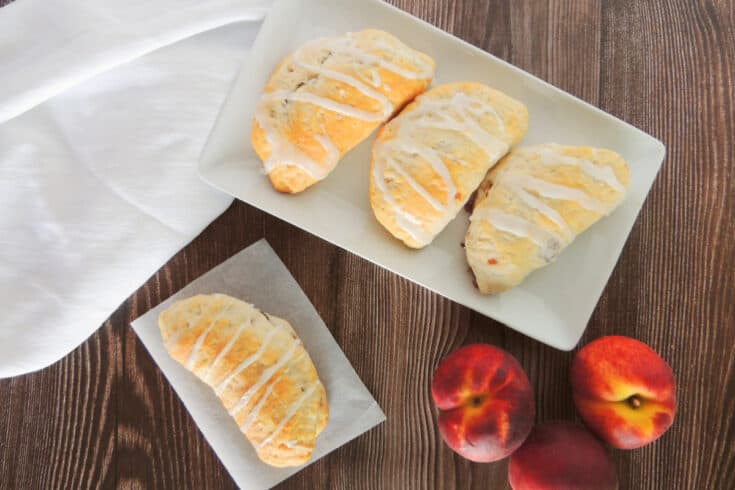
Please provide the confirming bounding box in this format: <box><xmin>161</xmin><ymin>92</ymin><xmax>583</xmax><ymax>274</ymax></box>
<box><xmin>571</xmin><ymin>335</ymin><xmax>677</xmax><ymax>449</ymax></box>
<box><xmin>431</xmin><ymin>344</ymin><xmax>534</xmax><ymax>462</ymax></box>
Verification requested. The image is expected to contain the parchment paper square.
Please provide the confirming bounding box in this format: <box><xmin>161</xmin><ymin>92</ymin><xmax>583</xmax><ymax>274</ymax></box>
<box><xmin>132</xmin><ymin>239</ymin><xmax>385</xmax><ymax>489</ymax></box>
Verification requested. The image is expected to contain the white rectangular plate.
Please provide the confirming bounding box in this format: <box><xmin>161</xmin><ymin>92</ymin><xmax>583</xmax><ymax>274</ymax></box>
<box><xmin>199</xmin><ymin>0</ymin><xmax>665</xmax><ymax>350</ymax></box>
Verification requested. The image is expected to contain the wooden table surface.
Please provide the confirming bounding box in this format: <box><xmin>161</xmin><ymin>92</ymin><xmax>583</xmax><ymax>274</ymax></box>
<box><xmin>2</xmin><ymin>0</ymin><xmax>734</xmax><ymax>488</ymax></box>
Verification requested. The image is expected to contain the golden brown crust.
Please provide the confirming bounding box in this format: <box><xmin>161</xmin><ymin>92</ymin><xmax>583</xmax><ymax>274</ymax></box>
<box><xmin>251</xmin><ymin>29</ymin><xmax>435</xmax><ymax>193</ymax></box>
<box><xmin>159</xmin><ymin>294</ymin><xmax>328</xmax><ymax>467</ymax></box>
<box><xmin>465</xmin><ymin>144</ymin><xmax>630</xmax><ymax>294</ymax></box>
<box><xmin>369</xmin><ymin>82</ymin><xmax>529</xmax><ymax>248</ymax></box>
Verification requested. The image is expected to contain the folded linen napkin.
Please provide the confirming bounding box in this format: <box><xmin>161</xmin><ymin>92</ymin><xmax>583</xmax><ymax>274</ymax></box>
<box><xmin>0</xmin><ymin>0</ymin><xmax>270</xmax><ymax>378</ymax></box>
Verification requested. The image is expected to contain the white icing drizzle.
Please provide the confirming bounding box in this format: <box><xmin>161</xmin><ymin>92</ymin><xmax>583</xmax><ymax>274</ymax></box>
<box><xmin>203</xmin><ymin>317</ymin><xmax>252</xmax><ymax>383</ymax></box>
<box><xmin>511</xmin><ymin>185</ymin><xmax>574</xmax><ymax>242</ymax></box>
<box><xmin>263</xmin><ymin>89</ymin><xmax>388</xmax><ymax>122</ymax></box>
<box><xmin>367</xmin><ymin>68</ymin><xmax>382</xmax><ymax>87</ymax></box>
<box><xmin>254</xmin><ymin>32</ymin><xmax>432</xmax><ymax>180</ymax></box>
<box><xmin>379</xmin><ymin>184</ymin><xmax>434</xmax><ymax>244</ymax></box>
<box><xmin>347</xmin><ymin>34</ymin><xmax>434</xmax><ymax>80</ymax></box>
<box><xmin>381</xmin><ymin>145</ymin><xmax>447</xmax><ymax>211</ymax></box>
<box><xmin>228</xmin><ymin>342</ymin><xmax>303</xmax><ymax>416</ymax></box>
<box><xmin>313</xmin><ymin>133</ymin><xmax>339</xmax><ymax>164</ymax></box>
<box><xmin>239</xmin><ymin>374</ymin><xmax>282</xmax><ymax>432</ymax></box>
<box><xmin>466</xmin><ymin>97</ymin><xmax>506</xmax><ymax>131</ymax></box>
<box><xmin>284</xmin><ymin>440</ymin><xmax>311</xmax><ymax>454</ymax></box>
<box><xmin>372</xmin><ymin>91</ymin><xmax>510</xmax><ymax>245</ymax></box>
<box><xmin>412</xmin><ymin>94</ymin><xmax>508</xmax><ymax>157</ymax></box>
<box><xmin>504</xmin><ymin>173</ymin><xmax>607</xmax><ymax>214</ymax></box>
<box><xmin>214</xmin><ymin>322</ymin><xmax>285</xmax><ymax>396</ymax></box>
<box><xmin>464</xmin><ymin>237</ymin><xmax>497</xmax><ymax>253</ymax></box>
<box><xmin>578</xmin><ymin>158</ymin><xmax>625</xmax><ymax>193</ymax></box>
<box><xmin>536</xmin><ymin>145</ymin><xmax>626</xmax><ymax>193</ymax></box>
<box><xmin>185</xmin><ymin>313</ymin><xmax>223</xmax><ymax>370</ymax></box>
<box><xmin>257</xmin><ymin>384</ymin><xmax>317</xmax><ymax>449</ymax></box>
<box><xmin>292</xmin><ymin>49</ymin><xmax>392</xmax><ymax>115</ymax></box>
<box><xmin>472</xmin><ymin>207</ymin><xmax>562</xmax><ymax>250</ymax></box>
<box><xmin>254</xmin><ymin>97</ymin><xmax>327</xmax><ymax>178</ymax></box>
<box><xmin>183</xmin><ymin>300</ymin><xmax>235</xmax><ymax>370</ymax></box>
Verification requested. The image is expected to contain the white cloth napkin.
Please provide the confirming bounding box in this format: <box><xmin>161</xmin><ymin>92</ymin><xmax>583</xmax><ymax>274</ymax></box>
<box><xmin>0</xmin><ymin>0</ymin><xmax>270</xmax><ymax>378</ymax></box>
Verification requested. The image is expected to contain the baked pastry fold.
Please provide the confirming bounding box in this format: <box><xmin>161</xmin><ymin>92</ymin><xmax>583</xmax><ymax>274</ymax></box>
<box><xmin>465</xmin><ymin>143</ymin><xmax>629</xmax><ymax>294</ymax></box>
<box><xmin>369</xmin><ymin>82</ymin><xmax>528</xmax><ymax>248</ymax></box>
<box><xmin>252</xmin><ymin>29</ymin><xmax>435</xmax><ymax>193</ymax></box>
<box><xmin>159</xmin><ymin>293</ymin><xmax>328</xmax><ymax>467</ymax></box>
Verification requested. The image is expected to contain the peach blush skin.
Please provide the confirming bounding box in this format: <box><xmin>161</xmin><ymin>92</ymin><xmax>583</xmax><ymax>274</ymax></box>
<box><xmin>431</xmin><ymin>344</ymin><xmax>534</xmax><ymax>462</ymax></box>
<box><xmin>508</xmin><ymin>421</ymin><xmax>617</xmax><ymax>490</ymax></box>
<box><xmin>571</xmin><ymin>335</ymin><xmax>677</xmax><ymax>449</ymax></box>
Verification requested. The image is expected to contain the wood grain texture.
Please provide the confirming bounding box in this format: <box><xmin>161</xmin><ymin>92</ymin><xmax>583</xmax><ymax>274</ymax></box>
<box><xmin>1</xmin><ymin>0</ymin><xmax>733</xmax><ymax>488</ymax></box>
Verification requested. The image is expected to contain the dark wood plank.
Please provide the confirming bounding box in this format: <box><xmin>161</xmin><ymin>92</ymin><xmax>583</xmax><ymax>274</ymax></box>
<box><xmin>592</xmin><ymin>1</ymin><xmax>735</xmax><ymax>488</ymax></box>
<box><xmin>0</xmin><ymin>0</ymin><xmax>733</xmax><ymax>489</ymax></box>
<box><xmin>0</xmin><ymin>318</ymin><xmax>119</xmax><ymax>489</ymax></box>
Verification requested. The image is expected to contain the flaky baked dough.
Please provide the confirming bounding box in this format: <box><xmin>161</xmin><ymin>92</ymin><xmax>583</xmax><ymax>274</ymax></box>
<box><xmin>369</xmin><ymin>82</ymin><xmax>528</xmax><ymax>248</ymax></box>
<box><xmin>159</xmin><ymin>294</ymin><xmax>328</xmax><ymax>467</ymax></box>
<box><xmin>252</xmin><ymin>29</ymin><xmax>435</xmax><ymax>193</ymax></box>
<box><xmin>465</xmin><ymin>144</ymin><xmax>630</xmax><ymax>294</ymax></box>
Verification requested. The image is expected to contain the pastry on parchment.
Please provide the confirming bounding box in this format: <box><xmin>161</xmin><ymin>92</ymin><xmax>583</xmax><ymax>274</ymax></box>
<box><xmin>252</xmin><ymin>29</ymin><xmax>435</xmax><ymax>193</ymax></box>
<box><xmin>159</xmin><ymin>293</ymin><xmax>328</xmax><ymax>467</ymax></box>
<box><xmin>369</xmin><ymin>82</ymin><xmax>528</xmax><ymax>248</ymax></box>
<box><xmin>465</xmin><ymin>143</ymin><xmax>630</xmax><ymax>294</ymax></box>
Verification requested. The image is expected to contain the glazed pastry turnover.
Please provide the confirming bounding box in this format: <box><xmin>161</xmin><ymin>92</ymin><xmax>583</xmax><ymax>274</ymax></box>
<box><xmin>159</xmin><ymin>293</ymin><xmax>328</xmax><ymax>467</ymax></box>
<box><xmin>252</xmin><ymin>29</ymin><xmax>435</xmax><ymax>193</ymax></box>
<box><xmin>465</xmin><ymin>143</ymin><xmax>630</xmax><ymax>294</ymax></box>
<box><xmin>369</xmin><ymin>82</ymin><xmax>528</xmax><ymax>248</ymax></box>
